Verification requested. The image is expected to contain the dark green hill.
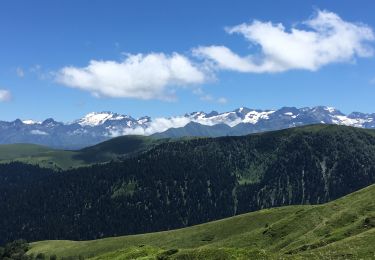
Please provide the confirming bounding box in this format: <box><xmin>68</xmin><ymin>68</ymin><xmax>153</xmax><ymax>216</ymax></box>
<box><xmin>29</xmin><ymin>184</ymin><xmax>375</xmax><ymax>259</ymax></box>
<box><xmin>1</xmin><ymin>124</ymin><xmax>375</xmax><ymax>245</ymax></box>
<box><xmin>73</xmin><ymin>135</ymin><xmax>166</xmax><ymax>163</ymax></box>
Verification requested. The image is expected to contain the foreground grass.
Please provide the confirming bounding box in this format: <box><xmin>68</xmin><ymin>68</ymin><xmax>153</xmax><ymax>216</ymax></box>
<box><xmin>29</xmin><ymin>184</ymin><xmax>375</xmax><ymax>259</ymax></box>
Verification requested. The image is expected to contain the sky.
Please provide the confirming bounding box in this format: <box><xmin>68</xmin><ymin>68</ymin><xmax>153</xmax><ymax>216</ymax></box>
<box><xmin>1</xmin><ymin>0</ymin><xmax>375</xmax><ymax>122</ymax></box>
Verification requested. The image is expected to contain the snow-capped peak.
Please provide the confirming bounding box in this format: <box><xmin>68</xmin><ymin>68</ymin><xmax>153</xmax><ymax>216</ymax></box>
<box><xmin>242</xmin><ymin>110</ymin><xmax>275</xmax><ymax>124</ymax></box>
<box><xmin>77</xmin><ymin>112</ymin><xmax>130</xmax><ymax>126</ymax></box>
<box><xmin>324</xmin><ymin>106</ymin><xmax>336</xmax><ymax>113</ymax></box>
<box><xmin>137</xmin><ymin>116</ymin><xmax>151</xmax><ymax>125</ymax></box>
<box><xmin>22</xmin><ymin>120</ymin><xmax>40</xmax><ymax>125</ymax></box>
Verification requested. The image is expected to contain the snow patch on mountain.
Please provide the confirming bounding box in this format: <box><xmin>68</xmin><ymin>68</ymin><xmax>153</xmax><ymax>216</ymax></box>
<box><xmin>189</xmin><ymin>111</ymin><xmax>242</xmax><ymax>127</ymax></box>
<box><xmin>76</xmin><ymin>112</ymin><xmax>129</xmax><ymax>126</ymax></box>
<box><xmin>243</xmin><ymin>110</ymin><xmax>275</xmax><ymax>124</ymax></box>
<box><xmin>22</xmin><ymin>120</ymin><xmax>40</xmax><ymax>125</ymax></box>
<box><xmin>331</xmin><ymin>115</ymin><xmax>373</xmax><ymax>127</ymax></box>
<box><xmin>324</xmin><ymin>106</ymin><xmax>336</xmax><ymax>113</ymax></box>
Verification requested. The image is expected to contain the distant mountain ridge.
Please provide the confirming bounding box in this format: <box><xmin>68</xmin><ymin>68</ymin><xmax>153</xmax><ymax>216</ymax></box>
<box><xmin>1</xmin><ymin>106</ymin><xmax>375</xmax><ymax>148</ymax></box>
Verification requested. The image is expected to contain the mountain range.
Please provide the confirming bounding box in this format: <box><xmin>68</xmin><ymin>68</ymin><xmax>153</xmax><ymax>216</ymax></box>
<box><xmin>1</xmin><ymin>106</ymin><xmax>375</xmax><ymax>149</ymax></box>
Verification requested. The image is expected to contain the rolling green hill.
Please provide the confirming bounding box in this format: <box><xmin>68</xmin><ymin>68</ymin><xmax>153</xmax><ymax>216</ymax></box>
<box><xmin>0</xmin><ymin>135</ymin><xmax>165</xmax><ymax>169</ymax></box>
<box><xmin>0</xmin><ymin>143</ymin><xmax>83</xmax><ymax>169</ymax></box>
<box><xmin>28</xmin><ymin>183</ymin><xmax>375</xmax><ymax>259</ymax></box>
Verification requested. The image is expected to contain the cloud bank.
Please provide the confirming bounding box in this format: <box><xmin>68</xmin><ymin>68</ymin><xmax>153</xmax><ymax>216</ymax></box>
<box><xmin>195</xmin><ymin>10</ymin><xmax>374</xmax><ymax>73</ymax></box>
<box><xmin>110</xmin><ymin>116</ymin><xmax>191</xmax><ymax>136</ymax></box>
<box><xmin>56</xmin><ymin>53</ymin><xmax>206</xmax><ymax>100</ymax></box>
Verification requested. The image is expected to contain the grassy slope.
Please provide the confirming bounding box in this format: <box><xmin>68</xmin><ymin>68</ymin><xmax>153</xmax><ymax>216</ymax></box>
<box><xmin>29</xmin><ymin>183</ymin><xmax>375</xmax><ymax>259</ymax></box>
<box><xmin>0</xmin><ymin>136</ymin><xmax>163</xmax><ymax>169</ymax></box>
<box><xmin>0</xmin><ymin>143</ymin><xmax>82</xmax><ymax>169</ymax></box>
<box><xmin>0</xmin><ymin>143</ymin><xmax>52</xmax><ymax>159</ymax></box>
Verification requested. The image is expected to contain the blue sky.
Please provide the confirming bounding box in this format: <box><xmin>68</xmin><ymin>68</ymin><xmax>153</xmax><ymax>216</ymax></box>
<box><xmin>1</xmin><ymin>0</ymin><xmax>375</xmax><ymax>121</ymax></box>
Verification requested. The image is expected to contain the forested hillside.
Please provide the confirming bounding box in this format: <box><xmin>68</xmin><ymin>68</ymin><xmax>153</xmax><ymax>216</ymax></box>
<box><xmin>1</xmin><ymin>125</ymin><xmax>375</xmax><ymax>244</ymax></box>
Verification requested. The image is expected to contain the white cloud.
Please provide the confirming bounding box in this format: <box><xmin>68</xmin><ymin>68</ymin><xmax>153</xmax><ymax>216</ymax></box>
<box><xmin>193</xmin><ymin>87</ymin><xmax>228</xmax><ymax>104</ymax></box>
<box><xmin>195</xmin><ymin>10</ymin><xmax>374</xmax><ymax>73</ymax></box>
<box><xmin>199</xmin><ymin>94</ymin><xmax>227</xmax><ymax>104</ymax></box>
<box><xmin>0</xmin><ymin>89</ymin><xmax>11</xmax><ymax>102</ymax></box>
<box><xmin>111</xmin><ymin>116</ymin><xmax>191</xmax><ymax>136</ymax></box>
<box><xmin>56</xmin><ymin>52</ymin><xmax>207</xmax><ymax>100</ymax></box>
<box><xmin>110</xmin><ymin>110</ymin><xmax>242</xmax><ymax>136</ymax></box>
<box><xmin>217</xmin><ymin>97</ymin><xmax>228</xmax><ymax>104</ymax></box>
<box><xmin>194</xmin><ymin>45</ymin><xmax>269</xmax><ymax>72</ymax></box>
<box><xmin>16</xmin><ymin>67</ymin><xmax>24</xmax><ymax>78</ymax></box>
<box><xmin>30</xmin><ymin>64</ymin><xmax>42</xmax><ymax>73</ymax></box>
<box><xmin>199</xmin><ymin>94</ymin><xmax>214</xmax><ymax>102</ymax></box>
<box><xmin>29</xmin><ymin>64</ymin><xmax>51</xmax><ymax>80</ymax></box>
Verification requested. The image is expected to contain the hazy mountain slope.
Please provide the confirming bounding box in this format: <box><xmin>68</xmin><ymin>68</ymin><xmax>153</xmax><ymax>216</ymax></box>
<box><xmin>0</xmin><ymin>136</ymin><xmax>163</xmax><ymax>169</ymax></box>
<box><xmin>152</xmin><ymin>122</ymin><xmax>234</xmax><ymax>138</ymax></box>
<box><xmin>28</xmin><ymin>184</ymin><xmax>375</xmax><ymax>259</ymax></box>
<box><xmin>1</xmin><ymin>125</ymin><xmax>375</xmax><ymax>245</ymax></box>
